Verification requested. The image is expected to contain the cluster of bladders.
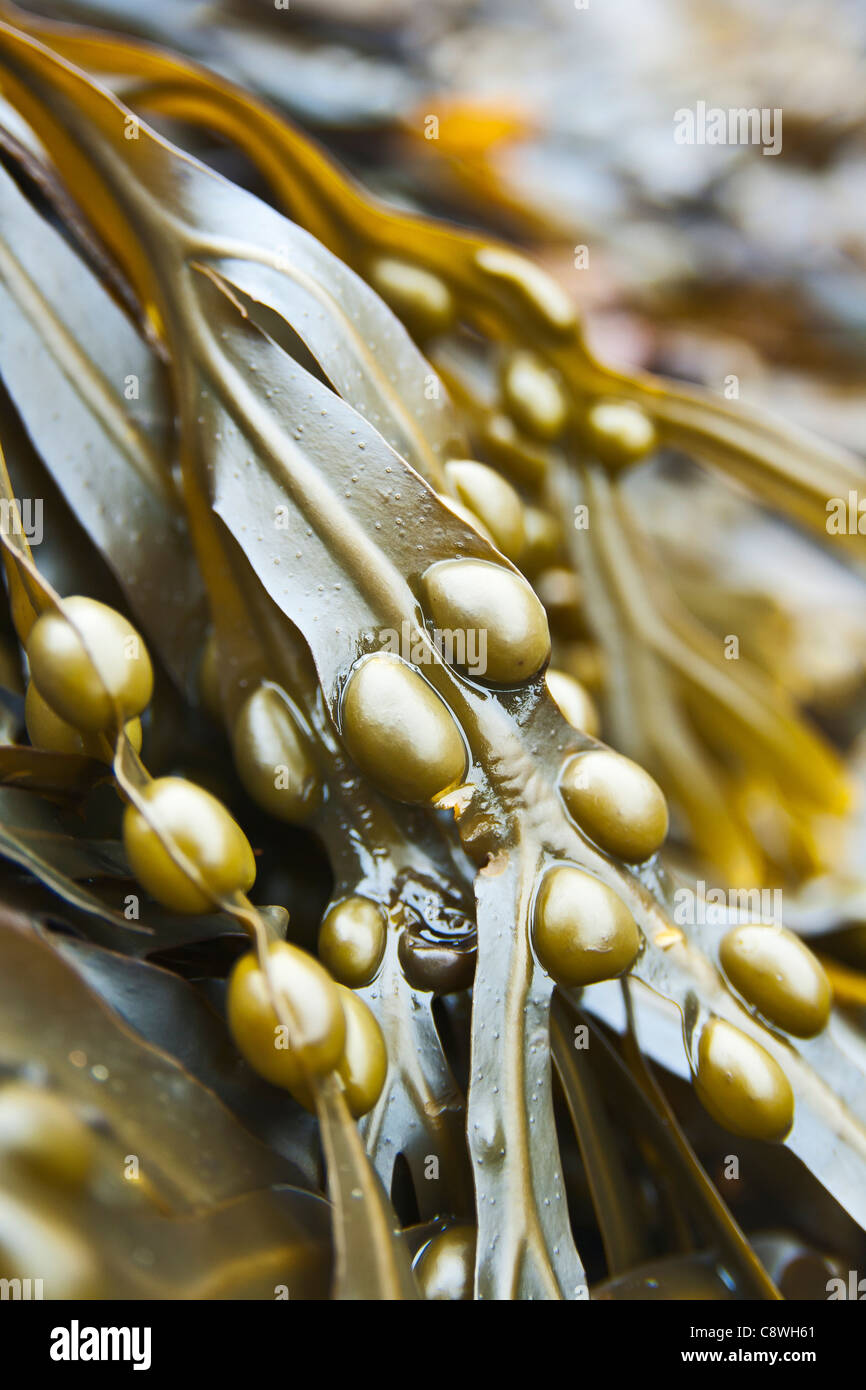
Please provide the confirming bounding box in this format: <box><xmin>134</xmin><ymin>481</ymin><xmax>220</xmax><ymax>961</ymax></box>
<box><xmin>19</xmin><ymin>464</ymin><xmax>831</xmax><ymax>1161</ymax></box>
<box><xmin>371</xmin><ymin>255</ymin><xmax>662</xmax><ymax>468</ymax></box>
<box><xmin>353</xmin><ymin>268</ymin><xmax>834</xmax><ymax>1143</ymax></box>
<box><xmin>20</xmin><ymin>593</ymin><xmax>386</xmax><ymax>1118</ymax></box>
<box><xmin>415</xmin><ymin>376</ymin><xmax>678</xmax><ymax>723</ymax></box>
<box><xmin>15</xmin><ymin>307</ymin><xmax>834</xmax><ymax>1150</ymax></box>
<box><xmin>334</xmin><ymin>545</ymin><xmax>830</xmax><ymax>1150</ymax></box>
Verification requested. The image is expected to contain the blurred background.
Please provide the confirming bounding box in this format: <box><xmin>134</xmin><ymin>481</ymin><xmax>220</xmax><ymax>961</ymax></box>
<box><xmin>15</xmin><ymin>0</ymin><xmax>866</xmax><ymax>447</ymax></box>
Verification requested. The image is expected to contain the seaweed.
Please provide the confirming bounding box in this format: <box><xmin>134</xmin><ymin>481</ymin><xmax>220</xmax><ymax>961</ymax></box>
<box><xmin>0</xmin><ymin>9</ymin><xmax>863</xmax><ymax>1303</ymax></box>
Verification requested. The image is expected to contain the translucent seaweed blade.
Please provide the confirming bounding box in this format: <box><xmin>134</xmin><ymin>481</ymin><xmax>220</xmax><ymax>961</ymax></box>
<box><xmin>472</xmin><ymin>855</ymin><xmax>588</xmax><ymax>1300</ymax></box>
<box><xmin>316</xmin><ymin>1073</ymin><xmax>420</xmax><ymax>1300</ymax></box>
<box><xmin>550</xmin><ymin>993</ymin><xmax>650</xmax><ymax>1279</ymax></box>
<box><xmin>0</xmin><ymin>787</ymin><xmax>146</xmax><ymax>931</ymax></box>
<box><xmin>0</xmin><ymin>159</ymin><xmax>206</xmax><ymax>691</ymax></box>
<box><xmin>358</xmin><ymin>932</ymin><xmax>473</xmax><ymax>1221</ymax></box>
<box><xmin>0</xmin><ymin>19</ymin><xmax>466</xmax><ymax>487</ymax></box>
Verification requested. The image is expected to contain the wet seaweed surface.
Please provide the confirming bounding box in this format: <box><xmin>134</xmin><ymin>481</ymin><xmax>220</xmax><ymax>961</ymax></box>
<box><xmin>0</xmin><ymin>1</ymin><xmax>864</xmax><ymax>1302</ymax></box>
